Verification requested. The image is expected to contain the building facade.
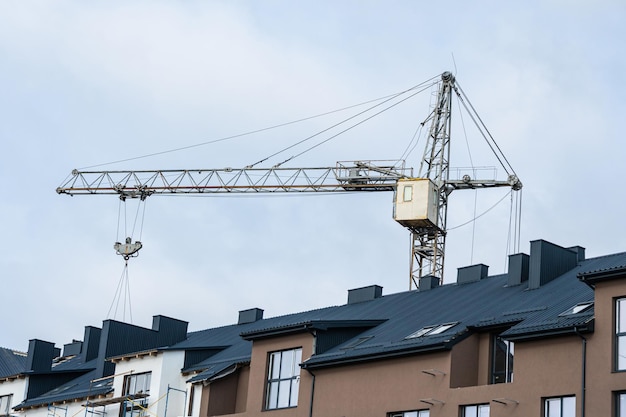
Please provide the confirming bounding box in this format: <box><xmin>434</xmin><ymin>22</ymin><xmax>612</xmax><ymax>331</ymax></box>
<box><xmin>2</xmin><ymin>239</ymin><xmax>626</xmax><ymax>417</ymax></box>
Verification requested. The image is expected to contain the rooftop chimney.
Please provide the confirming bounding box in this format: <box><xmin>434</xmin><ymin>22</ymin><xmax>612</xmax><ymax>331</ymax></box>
<box><xmin>419</xmin><ymin>275</ymin><xmax>440</xmax><ymax>291</ymax></box>
<box><xmin>82</xmin><ymin>326</ymin><xmax>101</xmax><ymax>362</ymax></box>
<box><xmin>528</xmin><ymin>240</ymin><xmax>578</xmax><ymax>289</ymax></box>
<box><xmin>507</xmin><ymin>253</ymin><xmax>530</xmax><ymax>286</ymax></box>
<box><xmin>26</xmin><ymin>339</ymin><xmax>57</xmax><ymax>372</ymax></box>
<box><xmin>457</xmin><ymin>264</ymin><xmax>489</xmax><ymax>284</ymax></box>
<box><xmin>347</xmin><ymin>285</ymin><xmax>383</xmax><ymax>304</ymax></box>
<box><xmin>568</xmin><ymin>246</ymin><xmax>586</xmax><ymax>262</ymax></box>
<box><xmin>238</xmin><ymin>308</ymin><xmax>264</xmax><ymax>324</ymax></box>
<box><xmin>62</xmin><ymin>340</ymin><xmax>83</xmax><ymax>357</ymax></box>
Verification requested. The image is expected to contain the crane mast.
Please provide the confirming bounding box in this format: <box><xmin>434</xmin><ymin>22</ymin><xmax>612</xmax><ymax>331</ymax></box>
<box><xmin>57</xmin><ymin>72</ymin><xmax>522</xmax><ymax>289</ymax></box>
<box><xmin>409</xmin><ymin>72</ymin><xmax>454</xmax><ymax>288</ymax></box>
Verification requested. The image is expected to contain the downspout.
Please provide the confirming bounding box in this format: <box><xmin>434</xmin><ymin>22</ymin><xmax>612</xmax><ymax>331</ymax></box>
<box><xmin>575</xmin><ymin>328</ymin><xmax>587</xmax><ymax>417</ymax></box>
<box><xmin>305</xmin><ymin>328</ymin><xmax>317</xmax><ymax>417</ymax></box>
<box><xmin>305</xmin><ymin>368</ymin><xmax>316</xmax><ymax>417</ymax></box>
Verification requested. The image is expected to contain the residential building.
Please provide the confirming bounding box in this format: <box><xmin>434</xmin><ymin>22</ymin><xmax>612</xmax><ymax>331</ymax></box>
<box><xmin>2</xmin><ymin>239</ymin><xmax>626</xmax><ymax>416</ymax></box>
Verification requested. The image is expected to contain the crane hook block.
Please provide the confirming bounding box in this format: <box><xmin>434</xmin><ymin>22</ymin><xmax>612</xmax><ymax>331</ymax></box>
<box><xmin>114</xmin><ymin>237</ymin><xmax>143</xmax><ymax>260</ymax></box>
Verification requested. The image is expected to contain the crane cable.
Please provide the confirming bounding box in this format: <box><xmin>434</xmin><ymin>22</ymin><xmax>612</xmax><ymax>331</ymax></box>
<box><xmin>247</xmin><ymin>77</ymin><xmax>441</xmax><ymax>168</ymax></box>
<box><xmin>75</xmin><ymin>76</ymin><xmax>441</xmax><ymax>172</ymax></box>
<box><xmin>453</xmin><ymin>81</ymin><xmax>519</xmax><ymax>179</ymax></box>
<box><xmin>108</xmin><ymin>198</ymin><xmax>147</xmax><ymax>322</ymax></box>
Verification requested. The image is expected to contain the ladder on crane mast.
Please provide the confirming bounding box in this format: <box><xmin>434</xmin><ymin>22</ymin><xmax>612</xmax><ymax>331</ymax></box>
<box><xmin>57</xmin><ymin>72</ymin><xmax>522</xmax><ymax>289</ymax></box>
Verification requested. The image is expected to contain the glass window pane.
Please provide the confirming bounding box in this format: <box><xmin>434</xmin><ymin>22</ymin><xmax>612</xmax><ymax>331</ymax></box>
<box><xmin>545</xmin><ymin>398</ymin><xmax>560</xmax><ymax>417</ymax></box>
<box><xmin>478</xmin><ymin>404</ymin><xmax>490</xmax><ymax>417</ymax></box>
<box><xmin>403</xmin><ymin>185</ymin><xmax>413</xmax><ymax>202</ymax></box>
<box><xmin>289</xmin><ymin>377</ymin><xmax>300</xmax><ymax>406</ymax></box>
<box><xmin>404</xmin><ymin>412</ymin><xmax>418</xmax><ymax>417</ymax></box>
<box><xmin>419</xmin><ymin>411</ymin><xmax>430</xmax><ymax>417</ymax></box>
<box><xmin>562</xmin><ymin>397</ymin><xmax>575</xmax><ymax>417</ymax></box>
<box><xmin>619</xmin><ymin>336</ymin><xmax>626</xmax><ymax>370</ymax></box>
<box><xmin>464</xmin><ymin>405</ymin><xmax>478</xmax><ymax>417</ymax></box>
<box><xmin>267</xmin><ymin>381</ymin><xmax>278</xmax><ymax>409</ymax></box>
<box><xmin>280</xmin><ymin>350</ymin><xmax>295</xmax><ymax>378</ymax></box>
<box><xmin>619</xmin><ymin>299</ymin><xmax>626</xmax><ymax>333</ymax></box>
<box><xmin>270</xmin><ymin>352</ymin><xmax>281</xmax><ymax>379</ymax></box>
<box><xmin>128</xmin><ymin>376</ymin><xmax>136</xmax><ymax>395</ymax></box>
<box><xmin>294</xmin><ymin>348</ymin><xmax>302</xmax><ymax>375</ymax></box>
<box><xmin>277</xmin><ymin>380</ymin><xmax>291</xmax><ymax>408</ymax></box>
<box><xmin>620</xmin><ymin>393</ymin><xmax>626</xmax><ymax>417</ymax></box>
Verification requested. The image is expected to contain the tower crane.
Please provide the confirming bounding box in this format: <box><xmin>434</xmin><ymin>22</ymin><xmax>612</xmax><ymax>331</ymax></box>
<box><xmin>57</xmin><ymin>72</ymin><xmax>522</xmax><ymax>289</ymax></box>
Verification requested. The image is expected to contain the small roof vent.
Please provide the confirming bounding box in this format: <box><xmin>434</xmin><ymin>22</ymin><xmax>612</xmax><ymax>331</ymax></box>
<box><xmin>347</xmin><ymin>285</ymin><xmax>383</xmax><ymax>304</ymax></box>
<box><xmin>419</xmin><ymin>275</ymin><xmax>440</xmax><ymax>291</ymax></box>
<box><xmin>238</xmin><ymin>308</ymin><xmax>264</xmax><ymax>324</ymax></box>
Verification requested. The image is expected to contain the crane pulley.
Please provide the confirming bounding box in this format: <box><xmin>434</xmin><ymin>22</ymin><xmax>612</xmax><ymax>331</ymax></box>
<box><xmin>57</xmin><ymin>72</ymin><xmax>523</xmax><ymax>289</ymax></box>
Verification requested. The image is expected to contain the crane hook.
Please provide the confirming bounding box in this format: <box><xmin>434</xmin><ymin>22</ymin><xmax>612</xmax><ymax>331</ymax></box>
<box><xmin>114</xmin><ymin>237</ymin><xmax>143</xmax><ymax>260</ymax></box>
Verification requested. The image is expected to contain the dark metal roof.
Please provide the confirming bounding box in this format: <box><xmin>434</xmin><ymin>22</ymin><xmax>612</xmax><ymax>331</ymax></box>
<box><xmin>172</xmin><ymin>251</ymin><xmax>626</xmax><ymax>372</ymax></box>
<box><xmin>14</xmin><ymin>370</ymin><xmax>112</xmax><ymax>410</ymax></box>
<box><xmin>0</xmin><ymin>347</ymin><xmax>27</xmax><ymax>378</ymax></box>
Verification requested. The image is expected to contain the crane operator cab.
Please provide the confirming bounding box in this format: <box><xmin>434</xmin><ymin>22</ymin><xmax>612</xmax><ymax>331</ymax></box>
<box><xmin>394</xmin><ymin>178</ymin><xmax>439</xmax><ymax>230</ymax></box>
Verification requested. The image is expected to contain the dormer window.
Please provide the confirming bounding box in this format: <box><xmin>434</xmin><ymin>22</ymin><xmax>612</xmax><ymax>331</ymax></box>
<box><xmin>406</xmin><ymin>322</ymin><xmax>458</xmax><ymax>339</ymax></box>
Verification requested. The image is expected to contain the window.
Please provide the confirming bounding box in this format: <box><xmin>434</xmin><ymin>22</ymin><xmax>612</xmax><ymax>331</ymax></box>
<box><xmin>461</xmin><ymin>404</ymin><xmax>489</xmax><ymax>417</ymax></box>
<box><xmin>266</xmin><ymin>348</ymin><xmax>302</xmax><ymax>410</ymax></box>
<box><xmin>406</xmin><ymin>322</ymin><xmax>458</xmax><ymax>339</ymax></box>
<box><xmin>617</xmin><ymin>298</ymin><xmax>626</xmax><ymax>370</ymax></box>
<box><xmin>560</xmin><ymin>302</ymin><xmax>593</xmax><ymax>316</ymax></box>
<box><xmin>121</xmin><ymin>372</ymin><xmax>151</xmax><ymax>417</ymax></box>
<box><xmin>389</xmin><ymin>410</ymin><xmax>430</xmax><ymax>417</ymax></box>
<box><xmin>491</xmin><ymin>335</ymin><xmax>514</xmax><ymax>383</ymax></box>
<box><xmin>0</xmin><ymin>394</ymin><xmax>12</xmax><ymax>417</ymax></box>
<box><xmin>403</xmin><ymin>185</ymin><xmax>413</xmax><ymax>202</ymax></box>
<box><xmin>123</xmin><ymin>372</ymin><xmax>151</xmax><ymax>396</ymax></box>
<box><xmin>544</xmin><ymin>396</ymin><xmax>575</xmax><ymax>417</ymax></box>
<box><xmin>617</xmin><ymin>392</ymin><xmax>626</xmax><ymax>416</ymax></box>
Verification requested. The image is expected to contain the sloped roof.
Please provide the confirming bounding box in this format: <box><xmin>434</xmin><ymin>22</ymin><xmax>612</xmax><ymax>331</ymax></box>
<box><xmin>15</xmin><ymin>369</ymin><xmax>112</xmax><ymax>410</ymax></box>
<box><xmin>181</xmin><ymin>250</ymin><xmax>624</xmax><ymax>376</ymax></box>
<box><xmin>0</xmin><ymin>347</ymin><xmax>27</xmax><ymax>379</ymax></box>
<box><xmin>15</xmin><ymin>247</ymin><xmax>626</xmax><ymax>391</ymax></box>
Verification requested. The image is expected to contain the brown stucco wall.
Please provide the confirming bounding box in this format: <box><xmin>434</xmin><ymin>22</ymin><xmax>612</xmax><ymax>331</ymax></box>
<box><xmin>584</xmin><ymin>277</ymin><xmax>626</xmax><ymax>415</ymax></box>
<box><xmin>244</xmin><ymin>332</ymin><xmax>315</xmax><ymax>417</ymax></box>
<box><xmin>207</xmin><ymin>372</ymin><xmax>239</xmax><ymax>416</ymax></box>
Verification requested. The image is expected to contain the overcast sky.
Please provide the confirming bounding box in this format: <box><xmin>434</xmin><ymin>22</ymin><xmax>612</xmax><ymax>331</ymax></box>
<box><xmin>1</xmin><ymin>1</ymin><xmax>624</xmax><ymax>352</ymax></box>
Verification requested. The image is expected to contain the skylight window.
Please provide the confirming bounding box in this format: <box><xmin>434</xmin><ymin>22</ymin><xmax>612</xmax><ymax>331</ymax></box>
<box><xmin>559</xmin><ymin>302</ymin><xmax>593</xmax><ymax>316</ymax></box>
<box><xmin>406</xmin><ymin>322</ymin><xmax>458</xmax><ymax>339</ymax></box>
<box><xmin>341</xmin><ymin>336</ymin><xmax>374</xmax><ymax>350</ymax></box>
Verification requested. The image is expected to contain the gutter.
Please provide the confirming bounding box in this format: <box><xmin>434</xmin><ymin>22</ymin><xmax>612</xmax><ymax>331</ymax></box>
<box><xmin>504</xmin><ymin>321</ymin><xmax>594</xmax><ymax>342</ymax></box>
<box><xmin>302</xmin><ymin>341</ymin><xmax>451</xmax><ymax>370</ymax></box>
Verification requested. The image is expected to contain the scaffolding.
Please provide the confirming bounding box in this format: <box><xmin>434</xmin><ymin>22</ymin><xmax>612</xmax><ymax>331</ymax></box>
<box><xmin>47</xmin><ymin>405</ymin><xmax>67</xmax><ymax>417</ymax></box>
